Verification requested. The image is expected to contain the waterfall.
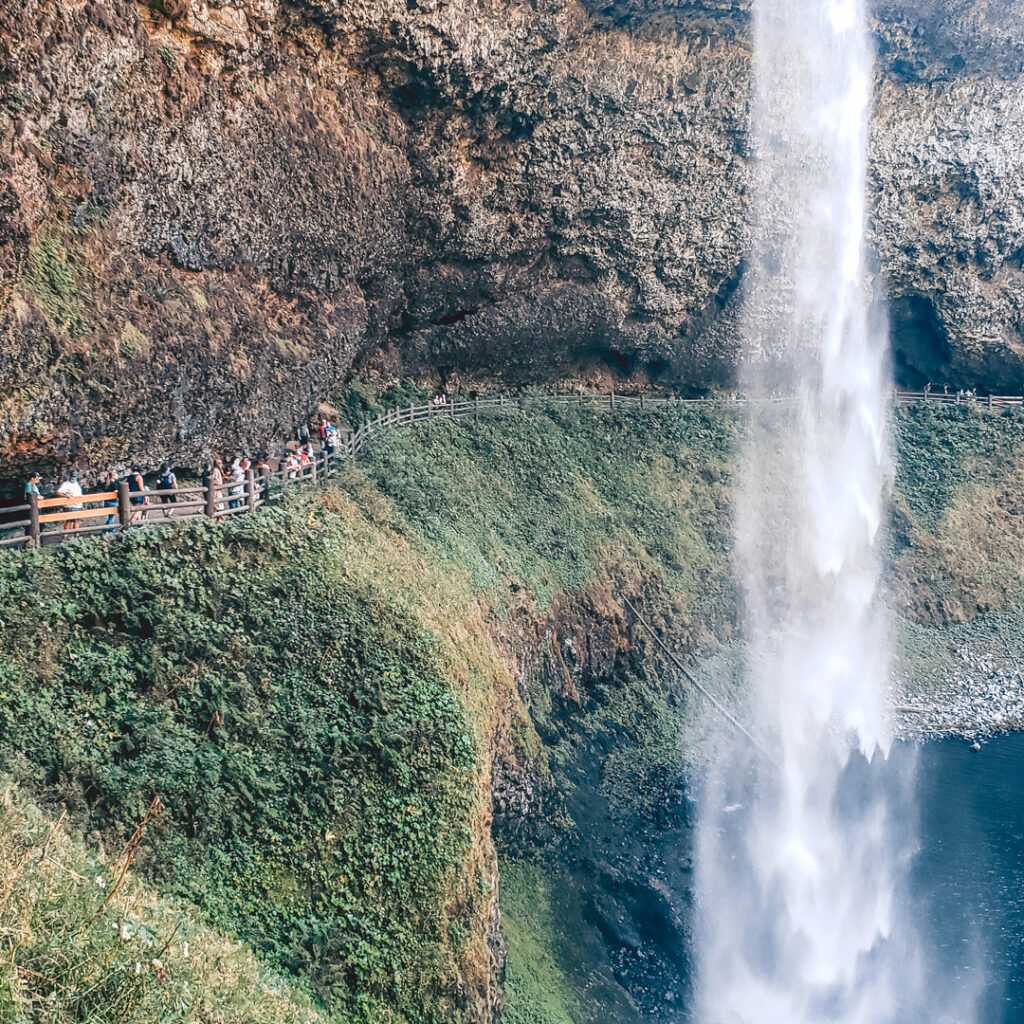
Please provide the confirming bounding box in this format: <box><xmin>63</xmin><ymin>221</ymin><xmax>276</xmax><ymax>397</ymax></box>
<box><xmin>694</xmin><ymin>0</ymin><xmax>938</xmax><ymax>1020</ymax></box>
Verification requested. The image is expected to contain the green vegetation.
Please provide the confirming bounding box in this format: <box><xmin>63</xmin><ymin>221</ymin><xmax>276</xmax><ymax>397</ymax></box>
<box><xmin>891</xmin><ymin>404</ymin><xmax>1024</xmax><ymax>626</ymax></box>
<box><xmin>23</xmin><ymin>229</ymin><xmax>92</xmax><ymax>335</ymax></box>
<box><xmin>2</xmin><ymin>398</ymin><xmax>1024</xmax><ymax>1023</ymax></box>
<box><xmin>333</xmin><ymin>378</ymin><xmax>432</xmax><ymax>427</ymax></box>
<box><xmin>893</xmin><ymin>403</ymin><xmax>1024</xmax><ymax>530</ymax></box>
<box><xmin>0</xmin><ymin>782</ymin><xmax>320</xmax><ymax>1023</ymax></box>
<box><xmin>0</xmin><ymin>503</ymin><xmax>494</xmax><ymax>1024</ymax></box>
<box><xmin>0</xmin><ymin>401</ymin><xmax>738</xmax><ymax>1023</ymax></box>
<box><xmin>356</xmin><ymin>403</ymin><xmax>736</xmax><ymax>631</ymax></box>
<box><xmin>498</xmin><ymin>860</ymin><xmax>578</xmax><ymax>1024</ymax></box>
<box><xmin>521</xmin><ymin>635</ymin><xmax>688</xmax><ymax>819</ymax></box>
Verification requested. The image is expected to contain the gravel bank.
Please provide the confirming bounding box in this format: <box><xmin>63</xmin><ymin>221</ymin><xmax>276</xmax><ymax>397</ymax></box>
<box><xmin>893</xmin><ymin>645</ymin><xmax>1024</xmax><ymax>741</ymax></box>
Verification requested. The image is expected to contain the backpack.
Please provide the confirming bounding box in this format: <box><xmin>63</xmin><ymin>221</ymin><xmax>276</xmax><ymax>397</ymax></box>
<box><xmin>157</xmin><ymin>470</ymin><xmax>175</xmax><ymax>491</ymax></box>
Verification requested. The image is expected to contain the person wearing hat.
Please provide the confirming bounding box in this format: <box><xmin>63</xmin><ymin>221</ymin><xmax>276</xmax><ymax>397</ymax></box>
<box><xmin>56</xmin><ymin>469</ymin><xmax>84</xmax><ymax>531</ymax></box>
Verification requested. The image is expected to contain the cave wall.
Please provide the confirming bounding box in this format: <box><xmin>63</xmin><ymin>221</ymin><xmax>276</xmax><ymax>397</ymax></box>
<box><xmin>1</xmin><ymin>0</ymin><xmax>1023</xmax><ymax>472</ymax></box>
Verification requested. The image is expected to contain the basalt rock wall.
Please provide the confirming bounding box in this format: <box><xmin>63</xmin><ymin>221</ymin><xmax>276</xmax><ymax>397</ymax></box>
<box><xmin>1</xmin><ymin>0</ymin><xmax>1022</xmax><ymax>472</ymax></box>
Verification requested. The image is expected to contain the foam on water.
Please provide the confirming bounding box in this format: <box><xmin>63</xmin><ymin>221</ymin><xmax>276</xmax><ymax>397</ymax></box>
<box><xmin>692</xmin><ymin>1</ymin><xmax>966</xmax><ymax>1020</ymax></box>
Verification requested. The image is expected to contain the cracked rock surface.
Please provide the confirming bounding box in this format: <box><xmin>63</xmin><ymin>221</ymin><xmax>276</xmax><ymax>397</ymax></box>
<box><xmin>1</xmin><ymin>0</ymin><xmax>1022</xmax><ymax>471</ymax></box>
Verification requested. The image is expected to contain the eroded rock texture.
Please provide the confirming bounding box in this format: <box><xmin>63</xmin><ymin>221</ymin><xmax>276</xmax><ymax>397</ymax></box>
<box><xmin>0</xmin><ymin>0</ymin><xmax>1022</xmax><ymax>470</ymax></box>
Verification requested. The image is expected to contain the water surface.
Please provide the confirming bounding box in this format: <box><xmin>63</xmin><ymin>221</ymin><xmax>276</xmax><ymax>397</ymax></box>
<box><xmin>913</xmin><ymin>731</ymin><xmax>1024</xmax><ymax>1022</ymax></box>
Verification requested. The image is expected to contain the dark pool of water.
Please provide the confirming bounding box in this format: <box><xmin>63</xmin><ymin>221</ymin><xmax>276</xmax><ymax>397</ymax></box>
<box><xmin>531</xmin><ymin>730</ymin><xmax>1024</xmax><ymax>1023</ymax></box>
<box><xmin>912</xmin><ymin>731</ymin><xmax>1024</xmax><ymax>1023</ymax></box>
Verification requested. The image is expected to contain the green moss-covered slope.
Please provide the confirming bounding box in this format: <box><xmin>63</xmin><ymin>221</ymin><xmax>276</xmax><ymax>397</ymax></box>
<box><xmin>0</xmin><ymin>500</ymin><xmax>500</xmax><ymax>1023</ymax></box>
<box><xmin>496</xmin><ymin>859</ymin><xmax>578</xmax><ymax>1024</ymax></box>
<box><xmin>0</xmin><ymin>402</ymin><xmax>737</xmax><ymax>1022</ymax></box>
<box><xmin>1</xmin><ymin>400</ymin><xmax>1023</xmax><ymax>1023</ymax></box>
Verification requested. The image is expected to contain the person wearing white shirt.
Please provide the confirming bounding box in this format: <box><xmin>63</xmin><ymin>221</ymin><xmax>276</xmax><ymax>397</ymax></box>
<box><xmin>56</xmin><ymin>470</ymin><xmax>84</xmax><ymax>531</ymax></box>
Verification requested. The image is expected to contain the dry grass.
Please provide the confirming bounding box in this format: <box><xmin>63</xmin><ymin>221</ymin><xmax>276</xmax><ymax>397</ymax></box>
<box><xmin>893</xmin><ymin>459</ymin><xmax>1024</xmax><ymax>624</ymax></box>
<box><xmin>0</xmin><ymin>783</ymin><xmax>322</xmax><ymax>1024</ymax></box>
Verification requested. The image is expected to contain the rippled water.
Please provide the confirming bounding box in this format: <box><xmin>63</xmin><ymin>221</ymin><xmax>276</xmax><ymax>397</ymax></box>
<box><xmin>911</xmin><ymin>733</ymin><xmax>1024</xmax><ymax>1022</ymax></box>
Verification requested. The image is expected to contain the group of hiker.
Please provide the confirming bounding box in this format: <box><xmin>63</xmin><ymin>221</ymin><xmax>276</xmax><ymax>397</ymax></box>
<box><xmin>20</xmin><ymin>416</ymin><xmax>346</xmax><ymax>534</ymax></box>
<box><xmin>923</xmin><ymin>383</ymin><xmax>979</xmax><ymax>400</ymax></box>
<box><xmin>22</xmin><ymin>464</ymin><xmax>181</xmax><ymax>532</ymax></box>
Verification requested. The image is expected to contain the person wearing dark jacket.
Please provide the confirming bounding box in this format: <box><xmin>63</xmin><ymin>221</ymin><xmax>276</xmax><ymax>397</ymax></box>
<box><xmin>156</xmin><ymin>463</ymin><xmax>178</xmax><ymax>517</ymax></box>
<box><xmin>101</xmin><ymin>470</ymin><xmax>118</xmax><ymax>530</ymax></box>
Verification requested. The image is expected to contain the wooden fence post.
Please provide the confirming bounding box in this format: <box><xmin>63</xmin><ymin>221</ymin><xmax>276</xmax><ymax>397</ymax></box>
<box><xmin>475</xmin><ymin>396</ymin><xmax>480</xmax><ymax>419</ymax></box>
<box><xmin>640</xmin><ymin>393</ymin><xmax>645</xmax><ymax>411</ymax></box>
<box><xmin>247</xmin><ymin>468</ymin><xmax>256</xmax><ymax>512</ymax></box>
<box><xmin>28</xmin><ymin>494</ymin><xmax>40</xmax><ymax>548</ymax></box>
<box><xmin>988</xmin><ymin>394</ymin><xmax>993</xmax><ymax>409</ymax></box>
<box><xmin>118</xmin><ymin>480</ymin><xmax>131</xmax><ymax>531</ymax></box>
<box><xmin>310</xmin><ymin>454</ymin><xmax>318</xmax><ymax>485</ymax></box>
<box><xmin>205</xmin><ymin>475</ymin><xmax>216</xmax><ymax>518</ymax></box>
<box><xmin>610</xmin><ymin>389</ymin><xmax>616</xmax><ymax>411</ymax></box>
<box><xmin>261</xmin><ymin>465</ymin><xmax>271</xmax><ymax>501</ymax></box>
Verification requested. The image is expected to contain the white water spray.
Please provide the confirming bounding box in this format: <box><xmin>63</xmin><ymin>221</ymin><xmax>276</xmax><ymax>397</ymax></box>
<box><xmin>694</xmin><ymin>1</ymin><xmax>940</xmax><ymax>1021</ymax></box>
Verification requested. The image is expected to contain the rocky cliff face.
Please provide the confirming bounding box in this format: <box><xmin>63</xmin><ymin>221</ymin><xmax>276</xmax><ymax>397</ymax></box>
<box><xmin>1</xmin><ymin>0</ymin><xmax>1022</xmax><ymax>472</ymax></box>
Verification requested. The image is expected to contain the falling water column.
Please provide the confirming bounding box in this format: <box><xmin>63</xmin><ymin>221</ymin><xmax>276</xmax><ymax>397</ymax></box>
<box><xmin>694</xmin><ymin>0</ymin><xmax>922</xmax><ymax>1021</ymax></box>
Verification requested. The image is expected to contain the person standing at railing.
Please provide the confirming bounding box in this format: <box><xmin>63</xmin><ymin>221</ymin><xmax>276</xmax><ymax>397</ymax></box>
<box><xmin>156</xmin><ymin>463</ymin><xmax>178</xmax><ymax>517</ymax></box>
<box><xmin>24</xmin><ymin>472</ymin><xmax>40</xmax><ymax>503</ymax></box>
<box><xmin>56</xmin><ymin>470</ymin><xmax>83</xmax><ymax>531</ymax></box>
<box><xmin>206</xmin><ymin>457</ymin><xmax>226</xmax><ymax>522</ymax></box>
<box><xmin>324</xmin><ymin>423</ymin><xmax>338</xmax><ymax>459</ymax></box>
<box><xmin>230</xmin><ymin>458</ymin><xmax>250</xmax><ymax>508</ymax></box>
<box><xmin>228</xmin><ymin>458</ymin><xmax>245</xmax><ymax>509</ymax></box>
<box><xmin>101</xmin><ymin>470</ymin><xmax>118</xmax><ymax>531</ymax></box>
<box><xmin>22</xmin><ymin>472</ymin><xmax>41</xmax><ymax>541</ymax></box>
<box><xmin>127</xmin><ymin>468</ymin><xmax>150</xmax><ymax>522</ymax></box>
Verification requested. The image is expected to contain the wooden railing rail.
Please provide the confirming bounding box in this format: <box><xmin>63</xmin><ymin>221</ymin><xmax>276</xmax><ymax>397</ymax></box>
<box><xmin>1</xmin><ymin>386</ymin><xmax>1019</xmax><ymax>552</ymax></box>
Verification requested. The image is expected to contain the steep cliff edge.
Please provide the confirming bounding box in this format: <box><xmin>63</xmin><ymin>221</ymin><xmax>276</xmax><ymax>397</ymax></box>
<box><xmin>2</xmin><ymin>0</ymin><xmax>1023</xmax><ymax>473</ymax></box>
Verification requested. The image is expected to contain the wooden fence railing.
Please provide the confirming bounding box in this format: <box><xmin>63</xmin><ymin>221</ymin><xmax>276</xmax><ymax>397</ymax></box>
<box><xmin>1</xmin><ymin>387</ymin><xmax>1018</xmax><ymax>551</ymax></box>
